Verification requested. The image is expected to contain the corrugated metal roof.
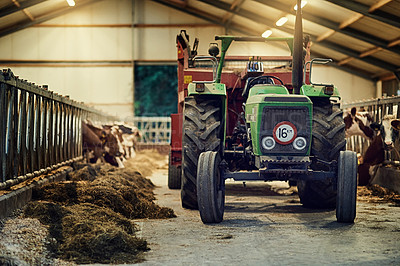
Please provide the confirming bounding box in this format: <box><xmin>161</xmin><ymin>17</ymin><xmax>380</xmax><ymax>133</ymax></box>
<box><xmin>351</xmin><ymin>17</ymin><xmax>400</xmax><ymax>41</ymax></box>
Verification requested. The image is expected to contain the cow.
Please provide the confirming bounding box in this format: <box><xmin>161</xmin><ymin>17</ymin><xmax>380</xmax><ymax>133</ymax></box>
<box><xmin>82</xmin><ymin>122</ymin><xmax>106</xmax><ymax>164</ymax></box>
<box><xmin>357</xmin><ymin>114</ymin><xmax>400</xmax><ymax>185</ymax></box>
<box><xmin>82</xmin><ymin>121</ymin><xmax>125</xmax><ymax>168</ymax></box>
<box><xmin>114</xmin><ymin>124</ymin><xmax>142</xmax><ymax>159</ymax></box>
<box><xmin>344</xmin><ymin>107</ymin><xmax>374</xmax><ymax>140</ymax></box>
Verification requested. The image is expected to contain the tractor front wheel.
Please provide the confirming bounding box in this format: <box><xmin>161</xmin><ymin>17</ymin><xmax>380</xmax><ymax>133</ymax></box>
<box><xmin>298</xmin><ymin>99</ymin><xmax>346</xmax><ymax>208</ymax></box>
<box><xmin>336</xmin><ymin>150</ymin><xmax>357</xmax><ymax>223</ymax></box>
<box><xmin>197</xmin><ymin>151</ymin><xmax>225</xmax><ymax>224</ymax></box>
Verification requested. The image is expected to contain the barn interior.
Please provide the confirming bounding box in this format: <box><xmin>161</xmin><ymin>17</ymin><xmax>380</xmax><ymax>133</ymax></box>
<box><xmin>0</xmin><ymin>0</ymin><xmax>400</xmax><ymax>264</ymax></box>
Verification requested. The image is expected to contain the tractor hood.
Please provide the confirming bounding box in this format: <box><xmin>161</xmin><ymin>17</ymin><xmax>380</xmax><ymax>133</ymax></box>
<box><xmin>245</xmin><ymin>94</ymin><xmax>313</xmax><ymax>157</ymax></box>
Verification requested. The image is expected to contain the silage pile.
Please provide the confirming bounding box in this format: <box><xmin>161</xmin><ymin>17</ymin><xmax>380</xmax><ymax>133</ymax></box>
<box><xmin>22</xmin><ymin>151</ymin><xmax>175</xmax><ymax>264</ymax></box>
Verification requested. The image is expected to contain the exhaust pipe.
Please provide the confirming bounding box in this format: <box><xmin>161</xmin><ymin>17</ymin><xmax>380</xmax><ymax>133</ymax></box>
<box><xmin>292</xmin><ymin>0</ymin><xmax>303</xmax><ymax>95</ymax></box>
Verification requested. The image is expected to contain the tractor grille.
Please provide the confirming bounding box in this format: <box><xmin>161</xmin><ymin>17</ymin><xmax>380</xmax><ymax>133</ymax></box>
<box><xmin>260</xmin><ymin>106</ymin><xmax>311</xmax><ymax>155</ymax></box>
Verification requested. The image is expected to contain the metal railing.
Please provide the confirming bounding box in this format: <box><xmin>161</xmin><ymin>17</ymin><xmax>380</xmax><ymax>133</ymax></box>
<box><xmin>343</xmin><ymin>96</ymin><xmax>400</xmax><ymax>163</ymax></box>
<box><xmin>0</xmin><ymin>69</ymin><xmax>116</xmax><ymax>189</ymax></box>
<box><xmin>132</xmin><ymin>116</ymin><xmax>171</xmax><ymax>144</ymax></box>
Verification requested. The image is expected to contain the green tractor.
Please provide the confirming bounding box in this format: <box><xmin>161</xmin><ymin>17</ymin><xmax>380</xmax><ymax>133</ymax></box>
<box><xmin>176</xmin><ymin>1</ymin><xmax>357</xmax><ymax>224</ymax></box>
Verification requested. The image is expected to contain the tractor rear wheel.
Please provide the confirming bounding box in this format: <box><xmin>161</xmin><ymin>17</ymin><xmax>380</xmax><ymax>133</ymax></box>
<box><xmin>336</xmin><ymin>150</ymin><xmax>357</xmax><ymax>223</ymax></box>
<box><xmin>298</xmin><ymin>99</ymin><xmax>346</xmax><ymax>208</ymax></box>
<box><xmin>168</xmin><ymin>151</ymin><xmax>181</xmax><ymax>189</ymax></box>
<box><xmin>181</xmin><ymin>96</ymin><xmax>222</xmax><ymax>209</ymax></box>
<box><xmin>197</xmin><ymin>151</ymin><xmax>225</xmax><ymax>223</ymax></box>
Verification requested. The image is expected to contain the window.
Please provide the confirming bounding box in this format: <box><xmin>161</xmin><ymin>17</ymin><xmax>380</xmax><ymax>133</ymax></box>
<box><xmin>134</xmin><ymin>65</ymin><xmax>178</xmax><ymax>116</ymax></box>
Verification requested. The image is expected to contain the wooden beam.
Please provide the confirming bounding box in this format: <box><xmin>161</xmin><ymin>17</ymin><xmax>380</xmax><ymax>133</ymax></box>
<box><xmin>359</xmin><ymin>47</ymin><xmax>383</xmax><ymax>58</ymax></box>
<box><xmin>316</xmin><ymin>29</ymin><xmax>335</xmax><ymax>42</ymax></box>
<box><xmin>378</xmin><ymin>73</ymin><xmax>396</xmax><ymax>81</ymax></box>
<box><xmin>22</xmin><ymin>9</ymin><xmax>35</xmax><ymax>21</ymax></box>
<box><xmin>0</xmin><ymin>0</ymin><xmax>47</xmax><ymax>18</ymax></box>
<box><xmin>34</xmin><ymin>24</ymin><xmax>133</xmax><ymax>27</ymax></box>
<box><xmin>230</xmin><ymin>0</ymin><xmax>242</xmax><ymax>10</ymax></box>
<box><xmin>369</xmin><ymin>0</ymin><xmax>392</xmax><ymax>13</ymax></box>
<box><xmin>337</xmin><ymin>57</ymin><xmax>355</xmax><ymax>66</ymax></box>
<box><xmin>339</xmin><ymin>13</ymin><xmax>364</xmax><ymax>29</ymax></box>
<box><xmin>222</xmin><ymin>12</ymin><xmax>232</xmax><ymax>23</ymax></box>
<box><xmin>134</xmin><ymin>23</ymin><xmax>216</xmax><ymax>28</ymax></box>
<box><xmin>222</xmin><ymin>0</ymin><xmax>245</xmax><ymax>24</ymax></box>
<box><xmin>12</xmin><ymin>0</ymin><xmax>35</xmax><ymax>21</ymax></box>
<box><xmin>388</xmin><ymin>38</ymin><xmax>400</xmax><ymax>48</ymax></box>
<box><xmin>326</xmin><ymin>0</ymin><xmax>400</xmax><ymax>29</ymax></box>
<box><xmin>12</xmin><ymin>0</ymin><xmax>21</xmax><ymax>8</ymax></box>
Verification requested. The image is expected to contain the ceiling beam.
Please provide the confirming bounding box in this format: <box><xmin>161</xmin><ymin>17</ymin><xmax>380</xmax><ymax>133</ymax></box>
<box><xmin>339</xmin><ymin>13</ymin><xmax>364</xmax><ymax>29</ymax></box>
<box><xmin>222</xmin><ymin>0</ymin><xmax>245</xmax><ymax>28</ymax></box>
<box><xmin>368</xmin><ymin>0</ymin><xmax>392</xmax><ymax>13</ymax></box>
<box><xmin>0</xmin><ymin>0</ymin><xmax>102</xmax><ymax>38</ymax></box>
<box><xmin>311</xmin><ymin>51</ymin><xmax>373</xmax><ymax>79</ymax></box>
<box><xmin>359</xmin><ymin>47</ymin><xmax>383</xmax><ymax>58</ymax></box>
<box><xmin>197</xmin><ymin>0</ymin><xmax>278</xmax><ymax>31</ymax></box>
<box><xmin>325</xmin><ymin>0</ymin><xmax>400</xmax><ymax>29</ymax></box>
<box><xmin>0</xmin><ymin>0</ymin><xmax>47</xmax><ymax>18</ymax></box>
<box><xmin>151</xmin><ymin>0</ymin><xmax>254</xmax><ymax>36</ymax></box>
<box><xmin>318</xmin><ymin>39</ymin><xmax>398</xmax><ymax>72</ymax></box>
<box><xmin>388</xmin><ymin>38</ymin><xmax>400</xmax><ymax>48</ymax></box>
<box><xmin>337</xmin><ymin>57</ymin><xmax>355</xmax><ymax>66</ymax></box>
<box><xmin>317</xmin><ymin>29</ymin><xmax>335</xmax><ymax>42</ymax></box>
<box><xmin>253</xmin><ymin>0</ymin><xmax>400</xmax><ymax>55</ymax></box>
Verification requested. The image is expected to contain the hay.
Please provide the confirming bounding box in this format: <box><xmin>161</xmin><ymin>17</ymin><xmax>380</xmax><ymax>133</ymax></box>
<box><xmin>369</xmin><ymin>184</ymin><xmax>400</xmax><ymax>204</ymax></box>
<box><xmin>358</xmin><ymin>185</ymin><xmax>400</xmax><ymax>205</ymax></box>
<box><xmin>24</xmin><ymin>153</ymin><xmax>175</xmax><ymax>264</ymax></box>
<box><xmin>61</xmin><ymin>203</ymin><xmax>148</xmax><ymax>264</ymax></box>
<box><xmin>24</xmin><ymin>202</ymin><xmax>148</xmax><ymax>264</ymax></box>
<box><xmin>68</xmin><ymin>165</ymin><xmax>97</xmax><ymax>181</ymax></box>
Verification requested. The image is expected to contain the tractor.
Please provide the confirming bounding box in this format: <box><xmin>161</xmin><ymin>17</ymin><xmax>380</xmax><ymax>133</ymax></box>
<box><xmin>169</xmin><ymin>1</ymin><xmax>357</xmax><ymax>224</ymax></box>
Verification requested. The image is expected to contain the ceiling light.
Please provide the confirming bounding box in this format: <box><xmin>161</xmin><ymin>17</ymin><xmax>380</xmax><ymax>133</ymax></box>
<box><xmin>276</xmin><ymin>17</ymin><xmax>288</xmax><ymax>26</ymax></box>
<box><xmin>66</xmin><ymin>0</ymin><xmax>75</xmax><ymax>6</ymax></box>
<box><xmin>262</xmin><ymin>30</ymin><xmax>272</xmax><ymax>38</ymax></box>
<box><xmin>294</xmin><ymin>1</ymin><xmax>307</xmax><ymax>10</ymax></box>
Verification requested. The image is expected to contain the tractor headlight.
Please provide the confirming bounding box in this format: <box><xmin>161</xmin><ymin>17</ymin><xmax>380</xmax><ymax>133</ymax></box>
<box><xmin>293</xmin><ymin>137</ymin><xmax>306</xmax><ymax>150</ymax></box>
<box><xmin>262</xmin><ymin>136</ymin><xmax>276</xmax><ymax>150</ymax></box>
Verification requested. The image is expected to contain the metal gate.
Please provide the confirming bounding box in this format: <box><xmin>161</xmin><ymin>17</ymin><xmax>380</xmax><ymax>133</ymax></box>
<box><xmin>0</xmin><ymin>69</ymin><xmax>116</xmax><ymax>190</ymax></box>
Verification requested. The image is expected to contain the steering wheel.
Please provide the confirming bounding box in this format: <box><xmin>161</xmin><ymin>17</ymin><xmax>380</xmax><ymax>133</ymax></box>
<box><xmin>248</xmin><ymin>75</ymin><xmax>284</xmax><ymax>87</ymax></box>
<box><xmin>243</xmin><ymin>75</ymin><xmax>285</xmax><ymax>99</ymax></box>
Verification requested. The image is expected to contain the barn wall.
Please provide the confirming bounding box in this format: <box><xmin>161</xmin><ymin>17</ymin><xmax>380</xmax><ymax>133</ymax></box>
<box><xmin>0</xmin><ymin>0</ymin><xmax>376</xmax><ymax>119</ymax></box>
<box><xmin>312</xmin><ymin>65</ymin><xmax>376</xmax><ymax>104</ymax></box>
<box><xmin>0</xmin><ymin>0</ymin><xmax>134</xmax><ymax>120</ymax></box>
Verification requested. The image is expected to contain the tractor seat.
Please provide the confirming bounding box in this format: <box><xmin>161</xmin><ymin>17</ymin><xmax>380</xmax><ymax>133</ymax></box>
<box><xmin>242</xmin><ymin>76</ymin><xmax>274</xmax><ymax>99</ymax></box>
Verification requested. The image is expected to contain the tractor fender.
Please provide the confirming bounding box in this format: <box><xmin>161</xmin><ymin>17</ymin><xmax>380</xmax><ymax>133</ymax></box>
<box><xmin>300</xmin><ymin>84</ymin><xmax>340</xmax><ymax>98</ymax></box>
<box><xmin>187</xmin><ymin>82</ymin><xmax>227</xmax><ymax>97</ymax></box>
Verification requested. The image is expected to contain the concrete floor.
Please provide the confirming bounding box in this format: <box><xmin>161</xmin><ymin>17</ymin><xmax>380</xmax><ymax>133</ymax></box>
<box><xmin>136</xmin><ymin>169</ymin><xmax>400</xmax><ymax>265</ymax></box>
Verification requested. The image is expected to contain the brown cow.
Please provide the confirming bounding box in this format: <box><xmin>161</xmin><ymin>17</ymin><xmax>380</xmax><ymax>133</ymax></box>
<box><xmin>82</xmin><ymin>122</ymin><xmax>106</xmax><ymax>164</ymax></box>
<box><xmin>358</xmin><ymin>115</ymin><xmax>400</xmax><ymax>185</ymax></box>
<box><xmin>82</xmin><ymin>121</ymin><xmax>125</xmax><ymax>168</ymax></box>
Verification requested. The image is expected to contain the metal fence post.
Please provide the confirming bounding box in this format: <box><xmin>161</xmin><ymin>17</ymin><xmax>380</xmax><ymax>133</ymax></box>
<box><xmin>0</xmin><ymin>83</ymin><xmax>6</xmax><ymax>182</ymax></box>
<box><xmin>18</xmin><ymin>90</ymin><xmax>27</xmax><ymax>176</ymax></box>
